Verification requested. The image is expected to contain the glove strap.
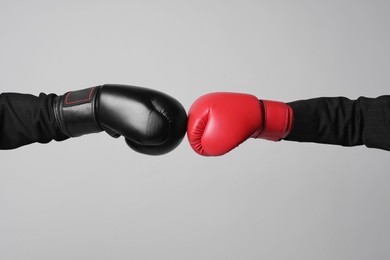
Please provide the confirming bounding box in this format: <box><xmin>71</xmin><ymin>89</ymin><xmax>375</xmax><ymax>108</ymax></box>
<box><xmin>53</xmin><ymin>86</ymin><xmax>103</xmax><ymax>137</ymax></box>
<box><xmin>254</xmin><ymin>100</ymin><xmax>293</xmax><ymax>141</ymax></box>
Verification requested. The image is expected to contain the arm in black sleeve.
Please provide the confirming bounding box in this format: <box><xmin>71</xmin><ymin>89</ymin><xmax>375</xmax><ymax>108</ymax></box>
<box><xmin>284</xmin><ymin>96</ymin><xmax>390</xmax><ymax>151</ymax></box>
<box><xmin>0</xmin><ymin>92</ymin><xmax>69</xmax><ymax>149</ymax></box>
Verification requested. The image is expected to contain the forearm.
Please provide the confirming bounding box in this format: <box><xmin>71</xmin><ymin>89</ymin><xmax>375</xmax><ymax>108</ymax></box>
<box><xmin>0</xmin><ymin>92</ymin><xmax>69</xmax><ymax>149</ymax></box>
<box><xmin>285</xmin><ymin>96</ymin><xmax>390</xmax><ymax>151</ymax></box>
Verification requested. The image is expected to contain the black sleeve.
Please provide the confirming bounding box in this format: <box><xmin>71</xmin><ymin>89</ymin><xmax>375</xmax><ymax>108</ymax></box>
<box><xmin>284</xmin><ymin>96</ymin><xmax>390</xmax><ymax>151</ymax></box>
<box><xmin>0</xmin><ymin>92</ymin><xmax>69</xmax><ymax>149</ymax></box>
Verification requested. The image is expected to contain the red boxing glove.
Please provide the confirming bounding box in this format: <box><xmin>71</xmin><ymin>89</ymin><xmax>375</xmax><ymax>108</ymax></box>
<box><xmin>187</xmin><ymin>92</ymin><xmax>293</xmax><ymax>156</ymax></box>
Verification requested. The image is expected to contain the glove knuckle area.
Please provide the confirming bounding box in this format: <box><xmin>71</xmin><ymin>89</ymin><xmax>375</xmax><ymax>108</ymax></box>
<box><xmin>98</xmin><ymin>84</ymin><xmax>187</xmax><ymax>155</ymax></box>
<box><xmin>187</xmin><ymin>92</ymin><xmax>262</xmax><ymax>156</ymax></box>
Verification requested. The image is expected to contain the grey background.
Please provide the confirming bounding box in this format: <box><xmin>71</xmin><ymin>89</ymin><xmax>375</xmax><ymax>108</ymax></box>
<box><xmin>1</xmin><ymin>0</ymin><xmax>390</xmax><ymax>259</ymax></box>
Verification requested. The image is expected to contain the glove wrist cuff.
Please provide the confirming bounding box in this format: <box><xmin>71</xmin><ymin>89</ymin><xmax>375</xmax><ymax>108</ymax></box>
<box><xmin>53</xmin><ymin>86</ymin><xmax>103</xmax><ymax>137</ymax></box>
<box><xmin>255</xmin><ymin>100</ymin><xmax>293</xmax><ymax>141</ymax></box>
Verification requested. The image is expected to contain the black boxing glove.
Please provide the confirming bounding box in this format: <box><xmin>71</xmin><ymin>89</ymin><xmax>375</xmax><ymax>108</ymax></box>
<box><xmin>53</xmin><ymin>84</ymin><xmax>187</xmax><ymax>155</ymax></box>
